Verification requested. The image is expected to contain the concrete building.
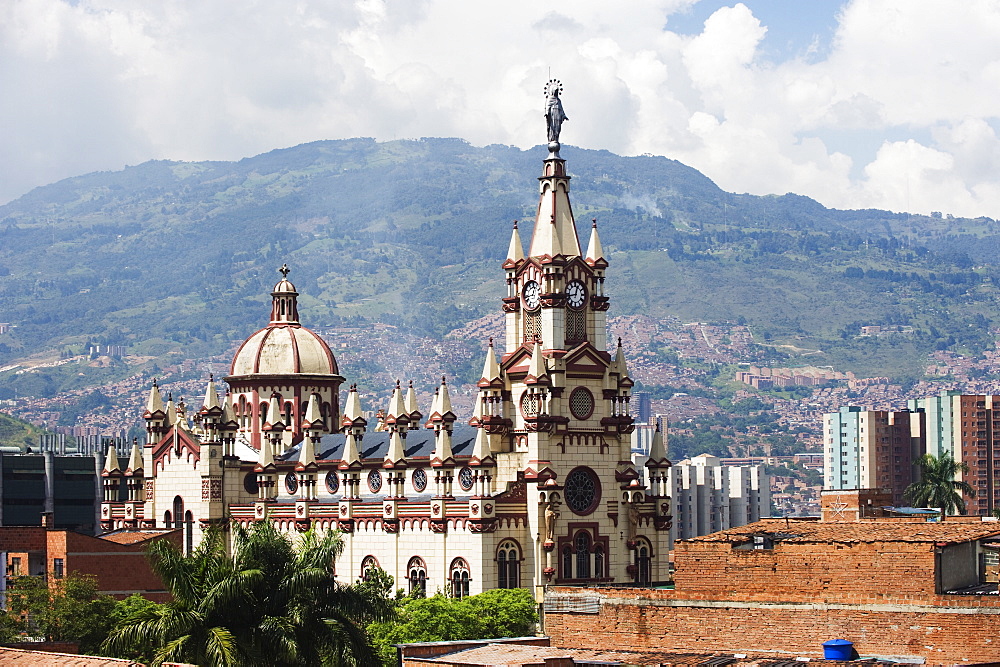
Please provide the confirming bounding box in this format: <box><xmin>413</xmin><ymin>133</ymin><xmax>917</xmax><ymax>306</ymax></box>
<box><xmin>98</xmin><ymin>107</ymin><xmax>672</xmax><ymax>595</ymax></box>
<box><xmin>822</xmin><ymin>406</ymin><xmax>923</xmax><ymax>506</ymax></box>
<box><xmin>666</xmin><ymin>454</ymin><xmax>769</xmax><ymax>543</ymax></box>
<box><xmin>0</xmin><ymin>452</ymin><xmax>104</xmax><ymax>534</ymax></box>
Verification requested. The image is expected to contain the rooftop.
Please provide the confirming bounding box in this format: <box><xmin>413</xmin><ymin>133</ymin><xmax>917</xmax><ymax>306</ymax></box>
<box><xmin>0</xmin><ymin>646</ymin><xmax>141</xmax><ymax>665</ymax></box>
<box><xmin>682</xmin><ymin>517</ymin><xmax>1000</xmax><ymax>546</ymax></box>
<box><xmin>98</xmin><ymin>529</ymin><xmax>177</xmax><ymax>545</ymax></box>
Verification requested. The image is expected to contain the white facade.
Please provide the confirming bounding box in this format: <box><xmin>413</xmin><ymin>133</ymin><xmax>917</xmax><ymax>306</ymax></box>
<box><xmin>100</xmin><ymin>134</ymin><xmax>674</xmax><ymax>596</ymax></box>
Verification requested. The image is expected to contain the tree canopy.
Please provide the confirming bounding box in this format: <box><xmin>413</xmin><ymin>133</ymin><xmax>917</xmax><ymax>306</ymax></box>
<box><xmin>105</xmin><ymin>521</ymin><xmax>393</xmax><ymax>666</ymax></box>
<box><xmin>903</xmin><ymin>452</ymin><xmax>976</xmax><ymax>515</ymax></box>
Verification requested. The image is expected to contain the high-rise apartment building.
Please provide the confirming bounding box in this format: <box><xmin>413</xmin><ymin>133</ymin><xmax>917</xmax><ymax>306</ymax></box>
<box><xmin>908</xmin><ymin>392</ymin><xmax>1000</xmax><ymax>516</ymax></box>
<box><xmin>823</xmin><ymin>406</ymin><xmax>922</xmax><ymax>506</ymax></box>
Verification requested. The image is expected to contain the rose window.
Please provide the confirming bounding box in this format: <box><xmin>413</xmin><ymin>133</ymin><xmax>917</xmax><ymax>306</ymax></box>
<box><xmin>325</xmin><ymin>470</ymin><xmax>340</xmax><ymax>495</ymax></box>
<box><xmin>412</xmin><ymin>468</ymin><xmax>428</xmax><ymax>492</ymax></box>
<box><xmin>368</xmin><ymin>469</ymin><xmax>383</xmax><ymax>493</ymax></box>
<box><xmin>459</xmin><ymin>467</ymin><xmax>475</xmax><ymax>492</ymax></box>
<box><xmin>564</xmin><ymin>467</ymin><xmax>599</xmax><ymax>515</ymax></box>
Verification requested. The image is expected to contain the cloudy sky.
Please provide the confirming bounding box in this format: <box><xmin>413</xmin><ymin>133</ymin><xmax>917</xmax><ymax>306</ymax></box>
<box><xmin>3</xmin><ymin>0</ymin><xmax>1000</xmax><ymax>218</ymax></box>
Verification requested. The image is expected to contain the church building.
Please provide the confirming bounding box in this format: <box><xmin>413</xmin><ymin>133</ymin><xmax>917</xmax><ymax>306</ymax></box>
<box><xmin>99</xmin><ymin>87</ymin><xmax>673</xmax><ymax>596</ymax></box>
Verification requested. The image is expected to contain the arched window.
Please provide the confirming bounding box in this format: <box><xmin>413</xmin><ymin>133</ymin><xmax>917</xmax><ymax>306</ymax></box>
<box><xmin>561</xmin><ymin>546</ymin><xmax>573</xmax><ymax>580</ymax></box>
<box><xmin>634</xmin><ymin>538</ymin><xmax>652</xmax><ymax>586</ymax></box>
<box><xmin>163</xmin><ymin>510</ymin><xmax>171</xmax><ymax>527</ymax></box>
<box><xmin>172</xmin><ymin>496</ymin><xmax>183</xmax><ymax>531</ymax></box>
<box><xmin>593</xmin><ymin>545</ymin><xmax>605</xmax><ymax>579</ymax></box>
<box><xmin>574</xmin><ymin>531</ymin><xmax>591</xmax><ymax>579</ymax></box>
<box><xmin>450</xmin><ymin>558</ymin><xmax>470</xmax><ymax>599</ymax></box>
<box><xmin>496</xmin><ymin>540</ymin><xmax>521</xmax><ymax>589</ymax></box>
<box><xmin>284</xmin><ymin>401</ymin><xmax>293</xmax><ymax>426</ymax></box>
<box><xmin>361</xmin><ymin>555</ymin><xmax>379</xmax><ymax>581</ymax></box>
<box><xmin>260</xmin><ymin>402</ymin><xmax>269</xmax><ymax>425</ymax></box>
<box><xmin>407</xmin><ymin>557</ymin><xmax>426</xmax><ymax>597</ymax></box>
<box><xmin>184</xmin><ymin>510</ymin><xmax>194</xmax><ymax>556</ymax></box>
<box><xmin>239</xmin><ymin>396</ymin><xmax>247</xmax><ymax>429</ymax></box>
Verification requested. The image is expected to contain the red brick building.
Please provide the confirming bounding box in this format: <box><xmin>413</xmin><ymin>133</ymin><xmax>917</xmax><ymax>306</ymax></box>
<box><xmin>543</xmin><ymin>493</ymin><xmax>1000</xmax><ymax>664</ymax></box>
<box><xmin>2</xmin><ymin>525</ymin><xmax>179</xmax><ymax>601</ymax></box>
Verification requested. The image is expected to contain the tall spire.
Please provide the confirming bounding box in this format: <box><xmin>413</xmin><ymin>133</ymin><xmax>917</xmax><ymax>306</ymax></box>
<box><xmin>145</xmin><ymin>379</ymin><xmax>163</xmax><ymax>414</ymax></box>
<box><xmin>202</xmin><ymin>374</ymin><xmax>221</xmax><ymax>411</ymax></box>
<box><xmin>126</xmin><ymin>439</ymin><xmax>143</xmax><ymax>474</ymax></box>
<box><xmin>103</xmin><ymin>442</ymin><xmax>121</xmax><ymax>474</ymax></box>
<box><xmin>613</xmin><ymin>337</ymin><xmax>630</xmax><ymax>380</ymax></box>
<box><xmin>507</xmin><ymin>221</ymin><xmax>525</xmax><ymax>263</ymax></box>
<box><xmin>527</xmin><ymin>339</ymin><xmax>547</xmax><ymax>382</ymax></box>
<box><xmin>648</xmin><ymin>418</ymin><xmax>668</xmax><ymax>464</ymax></box>
<box><xmin>529</xmin><ymin>80</ymin><xmax>581</xmax><ymax>259</ymax></box>
<box><xmin>269</xmin><ymin>263</ymin><xmax>300</xmax><ymax>325</ymax></box>
<box><xmin>586</xmin><ymin>218</ymin><xmax>604</xmax><ymax>263</ymax></box>
<box><xmin>480</xmin><ymin>339</ymin><xmax>500</xmax><ymax>383</ymax></box>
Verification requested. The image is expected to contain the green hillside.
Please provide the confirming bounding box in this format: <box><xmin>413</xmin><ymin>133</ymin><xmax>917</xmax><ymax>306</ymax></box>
<box><xmin>0</xmin><ymin>411</ymin><xmax>49</xmax><ymax>450</ymax></box>
<box><xmin>1</xmin><ymin>138</ymin><xmax>1000</xmax><ymax>396</ymax></box>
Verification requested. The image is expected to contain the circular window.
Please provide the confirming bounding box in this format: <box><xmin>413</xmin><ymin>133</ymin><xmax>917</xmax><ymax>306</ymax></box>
<box><xmin>459</xmin><ymin>467</ymin><xmax>475</xmax><ymax>492</ymax></box>
<box><xmin>243</xmin><ymin>472</ymin><xmax>259</xmax><ymax>495</ymax></box>
<box><xmin>569</xmin><ymin>387</ymin><xmax>594</xmax><ymax>420</ymax></box>
<box><xmin>412</xmin><ymin>468</ymin><xmax>427</xmax><ymax>492</ymax></box>
<box><xmin>520</xmin><ymin>392</ymin><xmax>539</xmax><ymax>419</ymax></box>
<box><xmin>325</xmin><ymin>470</ymin><xmax>340</xmax><ymax>495</ymax></box>
<box><xmin>285</xmin><ymin>472</ymin><xmax>298</xmax><ymax>495</ymax></box>
<box><xmin>368</xmin><ymin>469</ymin><xmax>383</xmax><ymax>493</ymax></box>
<box><xmin>564</xmin><ymin>467</ymin><xmax>600</xmax><ymax>515</ymax></box>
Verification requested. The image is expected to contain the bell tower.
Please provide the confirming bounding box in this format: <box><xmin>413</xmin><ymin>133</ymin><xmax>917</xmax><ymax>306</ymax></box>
<box><xmin>480</xmin><ymin>81</ymin><xmax>662</xmax><ymax>587</ymax></box>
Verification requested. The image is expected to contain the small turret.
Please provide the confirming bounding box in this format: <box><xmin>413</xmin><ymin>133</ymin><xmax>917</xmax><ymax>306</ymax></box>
<box><xmin>405</xmin><ymin>381</ymin><xmax>422</xmax><ymax>430</ymax></box>
<box><xmin>385</xmin><ymin>381</ymin><xmax>410</xmax><ymax>432</ymax></box>
<box><xmin>506</xmin><ymin>221</ymin><xmax>525</xmax><ymax>263</ymax></box>
<box><xmin>125</xmin><ymin>438</ymin><xmax>145</xmax><ymax>505</ymax></box>
<box><xmin>165</xmin><ymin>393</ymin><xmax>176</xmax><ymax>428</ymax></box>
<box><xmin>101</xmin><ymin>442</ymin><xmax>122</xmax><ymax>503</ymax></box>
<box><xmin>527</xmin><ymin>340</ymin><xmax>548</xmax><ymax>383</ymax></box>
<box><xmin>480</xmin><ymin>338</ymin><xmax>500</xmax><ymax>384</ymax></box>
<box><xmin>143</xmin><ymin>379</ymin><xmax>167</xmax><ymax>443</ymax></box>
<box><xmin>585</xmin><ymin>218</ymin><xmax>605</xmax><ymax>264</ymax></box>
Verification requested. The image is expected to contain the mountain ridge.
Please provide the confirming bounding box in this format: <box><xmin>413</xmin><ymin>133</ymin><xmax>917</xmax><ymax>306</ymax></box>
<box><xmin>2</xmin><ymin>137</ymin><xmax>1000</xmax><ymax>402</ymax></box>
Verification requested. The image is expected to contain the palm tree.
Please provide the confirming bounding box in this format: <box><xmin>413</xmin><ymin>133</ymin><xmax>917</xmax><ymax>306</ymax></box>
<box><xmin>903</xmin><ymin>452</ymin><xmax>976</xmax><ymax>515</ymax></box>
<box><xmin>105</xmin><ymin>521</ymin><xmax>392</xmax><ymax>666</ymax></box>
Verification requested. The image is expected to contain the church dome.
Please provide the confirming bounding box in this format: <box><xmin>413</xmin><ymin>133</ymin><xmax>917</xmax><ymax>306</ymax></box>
<box><xmin>230</xmin><ymin>325</ymin><xmax>338</xmax><ymax>376</ymax></box>
<box><xmin>229</xmin><ymin>266</ymin><xmax>339</xmax><ymax>377</ymax></box>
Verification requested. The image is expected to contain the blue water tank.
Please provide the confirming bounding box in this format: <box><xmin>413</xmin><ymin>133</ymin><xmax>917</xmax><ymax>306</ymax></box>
<box><xmin>822</xmin><ymin>639</ymin><xmax>854</xmax><ymax>661</ymax></box>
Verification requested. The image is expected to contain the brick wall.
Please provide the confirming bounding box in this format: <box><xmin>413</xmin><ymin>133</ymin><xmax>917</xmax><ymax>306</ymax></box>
<box><xmin>674</xmin><ymin>539</ymin><xmax>942</xmax><ymax>604</ymax></box>
<box><xmin>545</xmin><ymin>587</ymin><xmax>1000</xmax><ymax>664</ymax></box>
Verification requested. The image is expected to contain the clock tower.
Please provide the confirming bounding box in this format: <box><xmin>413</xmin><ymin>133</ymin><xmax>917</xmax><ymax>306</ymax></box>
<box><xmin>476</xmin><ymin>80</ymin><xmax>671</xmax><ymax>586</ymax></box>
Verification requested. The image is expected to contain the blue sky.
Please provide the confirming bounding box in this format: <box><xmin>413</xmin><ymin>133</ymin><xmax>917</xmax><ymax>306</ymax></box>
<box><xmin>668</xmin><ymin>1</ymin><xmax>844</xmax><ymax>64</ymax></box>
<box><xmin>2</xmin><ymin>0</ymin><xmax>1000</xmax><ymax>218</ymax></box>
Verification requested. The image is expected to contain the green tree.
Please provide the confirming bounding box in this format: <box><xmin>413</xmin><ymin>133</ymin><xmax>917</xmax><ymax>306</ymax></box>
<box><xmin>5</xmin><ymin>572</ymin><xmax>116</xmax><ymax>653</ymax></box>
<box><xmin>903</xmin><ymin>452</ymin><xmax>976</xmax><ymax>515</ymax></box>
<box><xmin>367</xmin><ymin>589</ymin><xmax>537</xmax><ymax>664</ymax></box>
<box><xmin>105</xmin><ymin>521</ymin><xmax>393</xmax><ymax>666</ymax></box>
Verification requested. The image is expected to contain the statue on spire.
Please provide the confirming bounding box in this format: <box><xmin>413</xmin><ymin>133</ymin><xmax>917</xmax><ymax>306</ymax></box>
<box><xmin>544</xmin><ymin>79</ymin><xmax>568</xmax><ymax>154</ymax></box>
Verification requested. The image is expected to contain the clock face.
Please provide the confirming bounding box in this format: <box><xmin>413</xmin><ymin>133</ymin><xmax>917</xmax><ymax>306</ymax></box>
<box><xmin>523</xmin><ymin>280</ymin><xmax>541</xmax><ymax>310</ymax></box>
<box><xmin>566</xmin><ymin>280</ymin><xmax>586</xmax><ymax>309</ymax></box>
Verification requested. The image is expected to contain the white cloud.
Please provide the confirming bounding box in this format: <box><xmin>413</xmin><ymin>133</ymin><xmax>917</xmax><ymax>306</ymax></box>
<box><xmin>1</xmin><ymin>0</ymin><xmax>999</xmax><ymax>219</ymax></box>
